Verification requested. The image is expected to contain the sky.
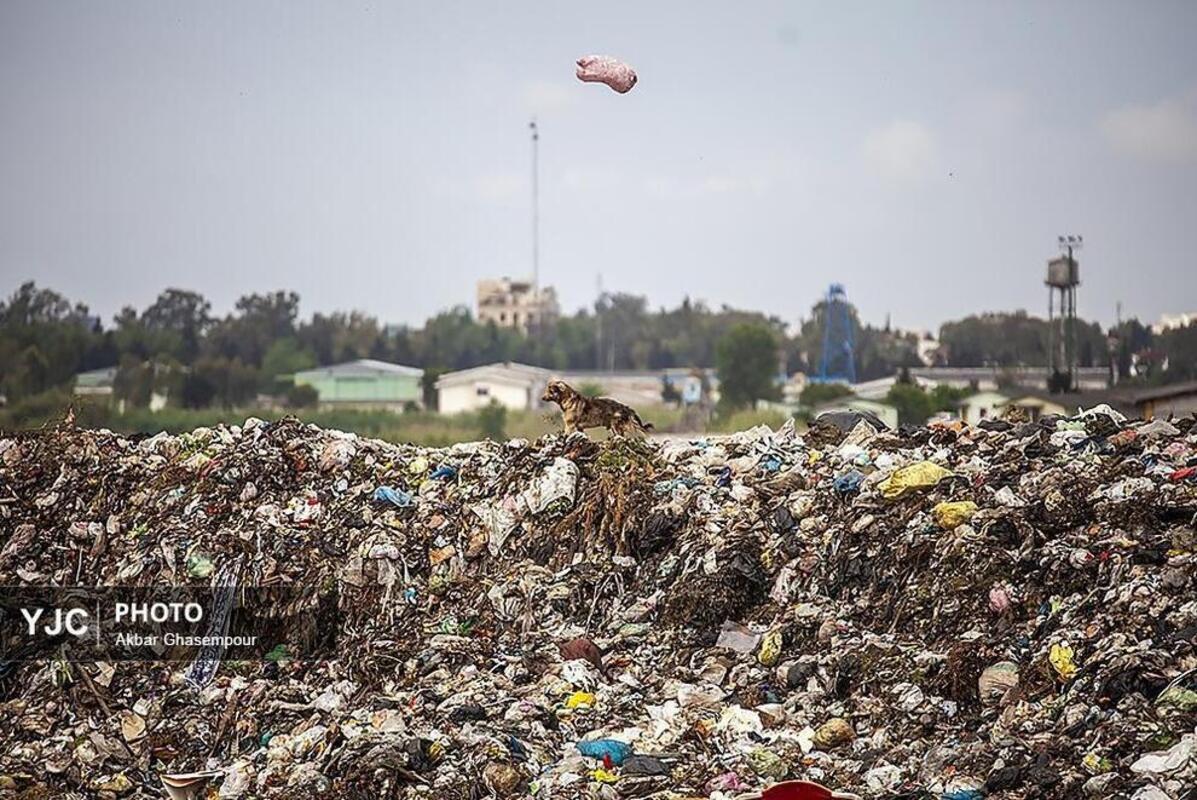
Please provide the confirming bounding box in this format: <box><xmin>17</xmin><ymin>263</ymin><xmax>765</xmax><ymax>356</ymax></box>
<box><xmin>2</xmin><ymin>1</ymin><xmax>1195</xmax><ymax>333</ymax></box>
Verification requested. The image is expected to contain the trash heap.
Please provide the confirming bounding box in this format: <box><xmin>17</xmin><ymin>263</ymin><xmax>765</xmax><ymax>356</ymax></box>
<box><xmin>1</xmin><ymin>407</ymin><xmax>1195</xmax><ymax>800</ymax></box>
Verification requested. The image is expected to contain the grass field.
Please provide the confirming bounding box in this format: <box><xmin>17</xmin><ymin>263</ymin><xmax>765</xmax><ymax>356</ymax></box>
<box><xmin>0</xmin><ymin>390</ymin><xmax>722</xmax><ymax>447</ymax></box>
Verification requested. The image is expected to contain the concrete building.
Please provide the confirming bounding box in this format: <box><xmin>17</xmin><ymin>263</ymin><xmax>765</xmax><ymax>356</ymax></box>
<box><xmin>73</xmin><ymin>365</ymin><xmax>168</xmax><ymax>411</ymax></box>
<box><xmin>906</xmin><ymin>366</ymin><xmax>1109</xmax><ymax>392</ymax></box>
<box><xmin>916</xmin><ymin>334</ymin><xmax>944</xmax><ymax>366</ymax></box>
<box><xmin>1133</xmin><ymin>381</ymin><xmax>1197</xmax><ymax>419</ymax></box>
<box><xmin>558</xmin><ymin>368</ymin><xmax>719</xmax><ymax>408</ymax></box>
<box><xmin>1155</xmin><ymin>312</ymin><xmax>1197</xmax><ymax>332</ymax></box>
<box><xmin>292</xmin><ymin>359</ymin><xmax>423</xmax><ymax>412</ymax></box>
<box><xmin>435</xmin><ymin>362</ymin><xmax>551</xmax><ymax>415</ymax></box>
<box><xmin>476</xmin><ymin>277</ymin><xmax>559</xmax><ymax>333</ymax></box>
<box><xmin>956</xmin><ymin>391</ymin><xmax>1011</xmax><ymax>425</ymax></box>
<box><xmin>73</xmin><ymin>366</ymin><xmax>117</xmax><ymax>398</ymax></box>
<box><xmin>1000</xmin><ymin>389</ymin><xmax>1137</xmax><ymax>422</ymax></box>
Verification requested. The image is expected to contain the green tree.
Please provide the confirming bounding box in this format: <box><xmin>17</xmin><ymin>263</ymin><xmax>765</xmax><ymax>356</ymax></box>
<box><xmin>180</xmin><ymin>357</ymin><xmax>258</xmax><ymax>409</ymax></box>
<box><xmin>799</xmin><ymin>382</ymin><xmax>853</xmax><ymax>408</ymax></box>
<box><xmin>285</xmin><ymin>383</ymin><xmax>319</xmax><ymax>409</ymax></box>
<box><xmin>716</xmin><ymin>323</ymin><xmax>780</xmax><ymax>410</ymax></box>
<box><xmin>141</xmin><ymin>289</ymin><xmax>211</xmax><ymax>361</ymax></box>
<box><xmin>886</xmin><ymin>383</ymin><xmax>935</xmax><ymax>426</ymax></box>
<box><xmin>420</xmin><ymin>367</ymin><xmax>445</xmax><ymax>410</ymax></box>
<box><xmin>205</xmin><ymin>291</ymin><xmax>301</xmax><ymax>366</ymax></box>
<box><xmin>0</xmin><ymin>282</ymin><xmax>101</xmax><ymax>399</ymax></box>
<box><xmin>477</xmin><ymin>400</ymin><xmax>507</xmax><ymax>440</ymax></box>
<box><xmin>261</xmin><ymin>338</ymin><xmax>316</xmax><ymax>392</ymax></box>
<box><xmin>1159</xmin><ymin>322</ymin><xmax>1197</xmax><ymax>382</ymax></box>
<box><xmin>113</xmin><ymin>355</ymin><xmax>155</xmax><ymax>408</ymax></box>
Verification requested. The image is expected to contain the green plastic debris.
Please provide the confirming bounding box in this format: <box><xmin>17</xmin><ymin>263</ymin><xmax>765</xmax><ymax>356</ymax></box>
<box><xmin>1156</xmin><ymin>685</ymin><xmax>1197</xmax><ymax>712</ymax></box>
<box><xmin>265</xmin><ymin>644</ymin><xmax>291</xmax><ymax>663</ymax></box>
<box><xmin>185</xmin><ymin>554</ymin><xmax>215</xmax><ymax>579</ymax></box>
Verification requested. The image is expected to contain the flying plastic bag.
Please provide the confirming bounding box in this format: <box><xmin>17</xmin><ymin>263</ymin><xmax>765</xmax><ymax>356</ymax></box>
<box><xmin>879</xmin><ymin>461</ymin><xmax>953</xmax><ymax>500</ymax></box>
<box><xmin>576</xmin><ymin>55</ymin><xmax>638</xmax><ymax>93</ymax></box>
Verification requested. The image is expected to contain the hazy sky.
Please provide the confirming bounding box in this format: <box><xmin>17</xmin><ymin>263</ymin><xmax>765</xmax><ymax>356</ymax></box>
<box><xmin>2</xmin><ymin>1</ymin><xmax>1195</xmax><ymax>333</ymax></box>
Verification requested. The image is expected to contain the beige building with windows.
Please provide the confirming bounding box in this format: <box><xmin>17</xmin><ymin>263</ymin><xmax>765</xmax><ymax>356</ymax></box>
<box><xmin>435</xmin><ymin>362</ymin><xmax>551</xmax><ymax>415</ymax></box>
<box><xmin>476</xmin><ymin>277</ymin><xmax>559</xmax><ymax>333</ymax></box>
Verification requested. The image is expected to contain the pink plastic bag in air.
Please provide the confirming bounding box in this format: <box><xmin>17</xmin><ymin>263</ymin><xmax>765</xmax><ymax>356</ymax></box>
<box><xmin>576</xmin><ymin>55</ymin><xmax>637</xmax><ymax>94</ymax></box>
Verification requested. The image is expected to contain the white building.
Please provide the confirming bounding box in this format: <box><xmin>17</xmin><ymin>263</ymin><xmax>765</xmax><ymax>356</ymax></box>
<box><xmin>73</xmin><ymin>366</ymin><xmax>117</xmax><ymax>398</ymax></box>
<box><xmin>435</xmin><ymin>362</ymin><xmax>551</xmax><ymax>415</ymax></box>
<box><xmin>476</xmin><ymin>278</ymin><xmax>559</xmax><ymax>333</ymax></box>
<box><xmin>1156</xmin><ymin>312</ymin><xmax>1197</xmax><ymax>332</ymax></box>
<box><xmin>558</xmin><ymin>368</ymin><xmax>718</xmax><ymax>408</ymax></box>
<box><xmin>956</xmin><ymin>390</ymin><xmax>1011</xmax><ymax>425</ymax></box>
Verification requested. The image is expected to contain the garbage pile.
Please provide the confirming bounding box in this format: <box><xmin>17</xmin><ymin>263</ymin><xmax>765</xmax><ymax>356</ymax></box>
<box><xmin>1</xmin><ymin>407</ymin><xmax>1195</xmax><ymax>799</ymax></box>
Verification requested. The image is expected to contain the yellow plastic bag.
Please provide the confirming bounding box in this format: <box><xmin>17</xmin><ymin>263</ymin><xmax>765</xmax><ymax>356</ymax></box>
<box><xmin>565</xmin><ymin>691</ymin><xmax>596</xmax><ymax>709</ymax></box>
<box><xmin>758</xmin><ymin>629</ymin><xmax>783</xmax><ymax>667</ymax></box>
<box><xmin>879</xmin><ymin>461</ymin><xmax>954</xmax><ymax>500</ymax></box>
<box><xmin>933</xmin><ymin>500</ymin><xmax>978</xmax><ymax>529</ymax></box>
<box><xmin>591</xmin><ymin>768</ymin><xmax>620</xmax><ymax>783</ymax></box>
<box><xmin>1050</xmin><ymin>643</ymin><xmax>1078</xmax><ymax>680</ymax></box>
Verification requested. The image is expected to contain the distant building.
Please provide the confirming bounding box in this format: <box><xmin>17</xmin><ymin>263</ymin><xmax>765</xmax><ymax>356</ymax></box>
<box><xmin>781</xmin><ymin>372</ymin><xmax>809</xmax><ymax>405</ymax></box>
<box><xmin>1132</xmin><ymin>380</ymin><xmax>1197</xmax><ymax>419</ymax></box>
<box><xmin>1155</xmin><ymin>312</ymin><xmax>1197</xmax><ymax>332</ymax></box>
<box><xmin>73</xmin><ymin>366</ymin><xmax>118</xmax><ymax>398</ymax></box>
<box><xmin>476</xmin><ymin>277</ymin><xmax>559</xmax><ymax>333</ymax></box>
<box><xmin>559</xmin><ymin>368</ymin><xmax>719</xmax><ymax>408</ymax></box>
<box><xmin>435</xmin><ymin>362</ymin><xmax>551</xmax><ymax>415</ymax></box>
<box><xmin>850</xmin><ymin>374</ymin><xmax>935</xmax><ymax>401</ymax></box>
<box><xmin>293</xmin><ymin>359</ymin><xmax>423</xmax><ymax>412</ymax></box>
<box><xmin>1000</xmin><ymin>389</ymin><xmax>1137</xmax><ymax>422</ymax></box>
<box><xmin>73</xmin><ymin>365</ymin><xmax>169</xmax><ymax>411</ymax></box>
<box><xmin>906</xmin><ymin>366</ymin><xmax>1109</xmax><ymax>392</ymax></box>
<box><xmin>916</xmin><ymin>333</ymin><xmax>943</xmax><ymax>366</ymax></box>
<box><xmin>956</xmin><ymin>391</ymin><xmax>1011</xmax><ymax>425</ymax></box>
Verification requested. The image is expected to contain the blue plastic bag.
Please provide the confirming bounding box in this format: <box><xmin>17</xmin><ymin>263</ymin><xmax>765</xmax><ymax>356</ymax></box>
<box><xmin>576</xmin><ymin>738</ymin><xmax>633</xmax><ymax>765</ymax></box>
<box><xmin>833</xmin><ymin>469</ymin><xmax>865</xmax><ymax>494</ymax></box>
<box><xmin>373</xmin><ymin>486</ymin><xmax>414</xmax><ymax>507</ymax></box>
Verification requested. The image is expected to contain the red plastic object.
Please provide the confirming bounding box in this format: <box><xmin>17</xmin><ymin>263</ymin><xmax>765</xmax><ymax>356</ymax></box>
<box><xmin>760</xmin><ymin>780</ymin><xmax>860</xmax><ymax>800</ymax></box>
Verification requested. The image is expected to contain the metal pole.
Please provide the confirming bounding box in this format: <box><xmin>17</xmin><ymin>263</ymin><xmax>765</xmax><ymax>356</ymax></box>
<box><xmin>595</xmin><ymin>273</ymin><xmax>603</xmax><ymax>370</ymax></box>
<box><xmin>529</xmin><ymin>119</ymin><xmax>539</xmax><ymax>296</ymax></box>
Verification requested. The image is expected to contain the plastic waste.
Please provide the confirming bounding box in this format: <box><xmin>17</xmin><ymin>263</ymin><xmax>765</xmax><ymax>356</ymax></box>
<box><xmin>575</xmin><ymin>54</ymin><xmax>637</xmax><ymax>93</ymax></box>
<box><xmin>372</xmin><ymin>485</ymin><xmax>414</xmax><ymax>507</ymax></box>
<box><xmin>576</xmin><ymin>738</ymin><xmax>633</xmax><ymax>766</ymax></box>
<box><xmin>932</xmin><ymin>500</ymin><xmax>977</xmax><ymax>529</ymax></box>
<box><xmin>878</xmin><ymin>461</ymin><xmax>953</xmax><ymax>499</ymax></box>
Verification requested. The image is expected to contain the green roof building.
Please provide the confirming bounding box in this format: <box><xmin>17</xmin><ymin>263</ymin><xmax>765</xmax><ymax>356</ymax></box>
<box><xmin>293</xmin><ymin>359</ymin><xmax>424</xmax><ymax>412</ymax></box>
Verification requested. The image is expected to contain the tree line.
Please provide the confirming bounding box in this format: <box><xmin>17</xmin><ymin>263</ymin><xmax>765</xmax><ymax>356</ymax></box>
<box><xmin>1</xmin><ymin>281</ymin><xmax>1193</xmax><ymax>412</ymax></box>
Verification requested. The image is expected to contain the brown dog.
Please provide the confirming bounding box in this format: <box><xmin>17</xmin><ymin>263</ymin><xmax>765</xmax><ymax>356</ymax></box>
<box><xmin>541</xmin><ymin>379</ymin><xmax>654</xmax><ymax>437</ymax></box>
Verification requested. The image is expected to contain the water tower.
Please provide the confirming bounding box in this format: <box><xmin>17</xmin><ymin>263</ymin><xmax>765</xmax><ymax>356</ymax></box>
<box><xmin>1046</xmin><ymin>235</ymin><xmax>1081</xmax><ymax>393</ymax></box>
<box><xmin>815</xmin><ymin>283</ymin><xmax>857</xmax><ymax>384</ymax></box>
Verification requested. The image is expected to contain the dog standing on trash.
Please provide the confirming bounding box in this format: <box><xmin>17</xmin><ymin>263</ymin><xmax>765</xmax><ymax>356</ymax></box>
<box><xmin>541</xmin><ymin>379</ymin><xmax>654</xmax><ymax>437</ymax></box>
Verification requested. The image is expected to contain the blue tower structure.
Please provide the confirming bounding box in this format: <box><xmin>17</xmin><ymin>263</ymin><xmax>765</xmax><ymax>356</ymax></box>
<box><xmin>815</xmin><ymin>283</ymin><xmax>856</xmax><ymax>383</ymax></box>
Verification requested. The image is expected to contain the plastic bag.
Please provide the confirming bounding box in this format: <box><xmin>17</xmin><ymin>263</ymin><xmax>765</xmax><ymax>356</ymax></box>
<box><xmin>879</xmin><ymin>461</ymin><xmax>953</xmax><ymax>499</ymax></box>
